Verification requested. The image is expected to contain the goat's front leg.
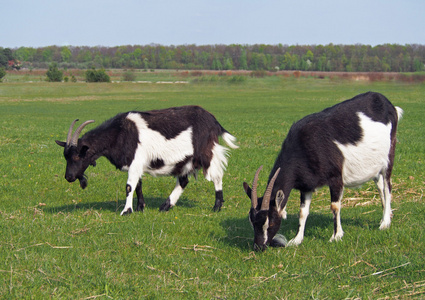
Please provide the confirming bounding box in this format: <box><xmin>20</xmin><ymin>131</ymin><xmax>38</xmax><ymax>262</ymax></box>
<box><xmin>160</xmin><ymin>175</ymin><xmax>189</xmax><ymax>211</ymax></box>
<box><xmin>121</xmin><ymin>169</ymin><xmax>143</xmax><ymax>215</ymax></box>
<box><xmin>135</xmin><ymin>178</ymin><xmax>145</xmax><ymax>212</ymax></box>
<box><xmin>287</xmin><ymin>191</ymin><xmax>312</xmax><ymax>246</ymax></box>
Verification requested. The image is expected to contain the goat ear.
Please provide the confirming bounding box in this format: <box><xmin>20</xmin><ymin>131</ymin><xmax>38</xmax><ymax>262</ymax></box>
<box><xmin>275</xmin><ymin>190</ymin><xmax>287</xmax><ymax>218</ymax></box>
<box><xmin>55</xmin><ymin>140</ymin><xmax>66</xmax><ymax>147</ymax></box>
<box><xmin>276</xmin><ymin>190</ymin><xmax>285</xmax><ymax>209</ymax></box>
<box><xmin>79</xmin><ymin>145</ymin><xmax>90</xmax><ymax>158</ymax></box>
<box><xmin>243</xmin><ymin>182</ymin><xmax>252</xmax><ymax>199</ymax></box>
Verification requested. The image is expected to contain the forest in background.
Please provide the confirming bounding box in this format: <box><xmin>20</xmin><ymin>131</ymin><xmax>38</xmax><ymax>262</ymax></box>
<box><xmin>1</xmin><ymin>43</ymin><xmax>425</xmax><ymax>72</ymax></box>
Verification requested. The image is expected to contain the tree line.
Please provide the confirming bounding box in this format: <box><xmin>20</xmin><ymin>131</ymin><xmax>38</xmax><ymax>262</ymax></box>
<box><xmin>2</xmin><ymin>44</ymin><xmax>425</xmax><ymax>72</ymax></box>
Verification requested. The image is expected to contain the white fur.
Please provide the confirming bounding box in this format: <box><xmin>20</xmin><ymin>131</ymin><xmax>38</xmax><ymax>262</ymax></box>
<box><xmin>330</xmin><ymin>112</ymin><xmax>394</xmax><ymax>237</ymax></box>
<box><xmin>205</xmin><ymin>144</ymin><xmax>227</xmax><ymax>182</ymax></box>
<box><xmin>126</xmin><ymin>113</ymin><xmax>194</xmax><ymax>176</ymax></box>
<box><xmin>396</xmin><ymin>106</ymin><xmax>404</xmax><ymax>121</ymax></box>
<box><xmin>287</xmin><ymin>192</ymin><xmax>312</xmax><ymax>246</ymax></box>
<box><xmin>375</xmin><ymin>173</ymin><xmax>392</xmax><ymax>229</ymax></box>
<box><xmin>329</xmin><ymin>194</ymin><xmax>344</xmax><ymax>242</ymax></box>
<box><xmin>222</xmin><ymin>132</ymin><xmax>239</xmax><ymax>149</ymax></box>
<box><xmin>169</xmin><ymin>179</ymin><xmax>185</xmax><ymax>206</ymax></box>
<box><xmin>334</xmin><ymin>112</ymin><xmax>392</xmax><ymax>187</ymax></box>
<box><xmin>262</xmin><ymin>218</ymin><xmax>269</xmax><ymax>244</ymax></box>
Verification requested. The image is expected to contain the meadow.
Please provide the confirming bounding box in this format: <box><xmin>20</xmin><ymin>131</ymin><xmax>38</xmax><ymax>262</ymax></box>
<box><xmin>0</xmin><ymin>72</ymin><xmax>424</xmax><ymax>299</ymax></box>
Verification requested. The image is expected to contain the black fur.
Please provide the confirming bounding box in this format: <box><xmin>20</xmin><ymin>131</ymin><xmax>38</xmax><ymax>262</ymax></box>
<box><xmin>149</xmin><ymin>158</ymin><xmax>165</xmax><ymax>170</ymax></box>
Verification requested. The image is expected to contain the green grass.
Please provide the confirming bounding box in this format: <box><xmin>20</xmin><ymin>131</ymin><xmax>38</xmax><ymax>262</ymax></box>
<box><xmin>1</xmin><ymin>75</ymin><xmax>424</xmax><ymax>299</ymax></box>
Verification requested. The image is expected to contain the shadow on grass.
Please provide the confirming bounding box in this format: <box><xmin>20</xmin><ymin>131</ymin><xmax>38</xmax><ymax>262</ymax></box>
<box><xmin>220</xmin><ymin>211</ymin><xmax>380</xmax><ymax>251</ymax></box>
<box><xmin>44</xmin><ymin>196</ymin><xmax>197</xmax><ymax>214</ymax></box>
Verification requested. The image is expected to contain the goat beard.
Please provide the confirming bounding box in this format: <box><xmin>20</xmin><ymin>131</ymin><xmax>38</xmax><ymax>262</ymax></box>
<box><xmin>78</xmin><ymin>174</ymin><xmax>88</xmax><ymax>189</ymax></box>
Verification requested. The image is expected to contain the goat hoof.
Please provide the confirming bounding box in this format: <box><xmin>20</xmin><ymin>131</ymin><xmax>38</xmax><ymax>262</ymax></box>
<box><xmin>160</xmin><ymin>200</ymin><xmax>171</xmax><ymax>211</ymax></box>
<box><xmin>135</xmin><ymin>205</ymin><xmax>145</xmax><ymax>212</ymax></box>
<box><xmin>120</xmin><ymin>207</ymin><xmax>133</xmax><ymax>216</ymax></box>
<box><xmin>213</xmin><ymin>201</ymin><xmax>223</xmax><ymax>212</ymax></box>
<box><xmin>213</xmin><ymin>205</ymin><xmax>221</xmax><ymax>212</ymax></box>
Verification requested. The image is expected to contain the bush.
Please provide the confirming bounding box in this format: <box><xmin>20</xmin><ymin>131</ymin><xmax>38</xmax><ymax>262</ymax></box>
<box><xmin>228</xmin><ymin>75</ymin><xmax>247</xmax><ymax>84</ymax></box>
<box><xmin>122</xmin><ymin>70</ymin><xmax>137</xmax><ymax>81</ymax></box>
<box><xmin>85</xmin><ymin>68</ymin><xmax>110</xmax><ymax>82</ymax></box>
<box><xmin>46</xmin><ymin>63</ymin><xmax>63</xmax><ymax>82</ymax></box>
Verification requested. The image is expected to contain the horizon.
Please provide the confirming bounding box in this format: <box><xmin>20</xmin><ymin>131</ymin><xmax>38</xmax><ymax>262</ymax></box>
<box><xmin>2</xmin><ymin>0</ymin><xmax>424</xmax><ymax>48</ymax></box>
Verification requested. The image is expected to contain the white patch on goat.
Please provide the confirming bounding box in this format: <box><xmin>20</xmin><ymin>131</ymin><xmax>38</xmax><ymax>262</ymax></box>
<box><xmin>169</xmin><ymin>178</ymin><xmax>184</xmax><ymax>206</ymax></box>
<box><xmin>334</xmin><ymin>112</ymin><xmax>392</xmax><ymax>188</ymax></box>
<box><xmin>126</xmin><ymin>113</ymin><xmax>194</xmax><ymax>176</ymax></box>
<box><xmin>120</xmin><ymin>113</ymin><xmax>194</xmax><ymax>215</ymax></box>
<box><xmin>205</xmin><ymin>142</ymin><xmax>229</xmax><ymax>191</ymax></box>
<box><xmin>263</xmin><ymin>217</ymin><xmax>269</xmax><ymax>244</ymax></box>
<box><xmin>375</xmin><ymin>173</ymin><xmax>392</xmax><ymax>230</ymax></box>
<box><xmin>329</xmin><ymin>198</ymin><xmax>344</xmax><ymax>242</ymax></box>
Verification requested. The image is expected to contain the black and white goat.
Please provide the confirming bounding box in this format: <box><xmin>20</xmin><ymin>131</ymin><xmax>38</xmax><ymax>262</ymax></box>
<box><xmin>243</xmin><ymin>92</ymin><xmax>403</xmax><ymax>251</ymax></box>
<box><xmin>56</xmin><ymin>105</ymin><xmax>238</xmax><ymax>215</ymax></box>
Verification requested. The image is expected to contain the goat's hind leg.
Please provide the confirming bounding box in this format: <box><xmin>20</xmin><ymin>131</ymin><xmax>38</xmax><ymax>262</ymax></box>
<box><xmin>329</xmin><ymin>184</ymin><xmax>344</xmax><ymax>242</ymax></box>
<box><xmin>375</xmin><ymin>172</ymin><xmax>392</xmax><ymax>230</ymax></box>
<box><xmin>212</xmin><ymin>178</ymin><xmax>224</xmax><ymax>212</ymax></box>
<box><xmin>135</xmin><ymin>178</ymin><xmax>145</xmax><ymax>212</ymax></box>
<box><xmin>160</xmin><ymin>175</ymin><xmax>189</xmax><ymax>211</ymax></box>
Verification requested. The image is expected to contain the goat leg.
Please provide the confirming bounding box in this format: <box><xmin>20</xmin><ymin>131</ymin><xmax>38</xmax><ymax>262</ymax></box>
<box><xmin>135</xmin><ymin>179</ymin><xmax>145</xmax><ymax>212</ymax></box>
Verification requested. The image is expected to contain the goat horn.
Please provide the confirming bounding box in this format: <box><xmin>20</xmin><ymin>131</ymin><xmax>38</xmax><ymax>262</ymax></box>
<box><xmin>66</xmin><ymin>119</ymin><xmax>79</xmax><ymax>146</ymax></box>
<box><xmin>251</xmin><ymin>165</ymin><xmax>263</xmax><ymax>209</ymax></box>
<box><xmin>69</xmin><ymin>120</ymin><xmax>95</xmax><ymax>147</ymax></box>
<box><xmin>261</xmin><ymin>168</ymin><xmax>281</xmax><ymax>211</ymax></box>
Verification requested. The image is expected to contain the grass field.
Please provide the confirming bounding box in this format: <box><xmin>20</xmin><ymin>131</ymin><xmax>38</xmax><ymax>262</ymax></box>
<box><xmin>1</xmin><ymin>72</ymin><xmax>424</xmax><ymax>299</ymax></box>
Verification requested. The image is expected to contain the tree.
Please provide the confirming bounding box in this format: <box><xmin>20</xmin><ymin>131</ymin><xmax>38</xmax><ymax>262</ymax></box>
<box><xmin>6</xmin><ymin>43</ymin><xmax>425</xmax><ymax>72</ymax></box>
<box><xmin>61</xmin><ymin>46</ymin><xmax>72</xmax><ymax>63</ymax></box>
<box><xmin>0</xmin><ymin>48</ymin><xmax>13</xmax><ymax>68</ymax></box>
<box><xmin>413</xmin><ymin>58</ymin><xmax>424</xmax><ymax>72</ymax></box>
<box><xmin>239</xmin><ymin>50</ymin><xmax>248</xmax><ymax>70</ymax></box>
<box><xmin>42</xmin><ymin>49</ymin><xmax>53</xmax><ymax>62</ymax></box>
<box><xmin>212</xmin><ymin>56</ymin><xmax>222</xmax><ymax>70</ymax></box>
<box><xmin>46</xmin><ymin>63</ymin><xmax>63</xmax><ymax>82</ymax></box>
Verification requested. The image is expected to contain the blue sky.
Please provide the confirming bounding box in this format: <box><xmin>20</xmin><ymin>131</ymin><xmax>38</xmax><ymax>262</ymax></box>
<box><xmin>1</xmin><ymin>0</ymin><xmax>424</xmax><ymax>47</ymax></box>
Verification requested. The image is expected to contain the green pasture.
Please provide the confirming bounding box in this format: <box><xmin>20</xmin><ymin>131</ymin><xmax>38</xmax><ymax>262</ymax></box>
<box><xmin>0</xmin><ymin>74</ymin><xmax>424</xmax><ymax>299</ymax></box>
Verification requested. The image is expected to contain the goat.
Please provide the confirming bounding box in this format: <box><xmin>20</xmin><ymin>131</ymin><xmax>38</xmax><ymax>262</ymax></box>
<box><xmin>243</xmin><ymin>92</ymin><xmax>403</xmax><ymax>251</ymax></box>
<box><xmin>55</xmin><ymin>105</ymin><xmax>238</xmax><ymax>215</ymax></box>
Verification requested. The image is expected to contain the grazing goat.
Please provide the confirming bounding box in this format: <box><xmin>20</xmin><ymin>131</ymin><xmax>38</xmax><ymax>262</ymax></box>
<box><xmin>56</xmin><ymin>105</ymin><xmax>238</xmax><ymax>215</ymax></box>
<box><xmin>243</xmin><ymin>92</ymin><xmax>403</xmax><ymax>251</ymax></box>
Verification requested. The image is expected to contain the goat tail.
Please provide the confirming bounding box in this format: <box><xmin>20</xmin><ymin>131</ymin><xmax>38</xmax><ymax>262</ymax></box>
<box><xmin>395</xmin><ymin>106</ymin><xmax>404</xmax><ymax>122</ymax></box>
<box><xmin>222</xmin><ymin>132</ymin><xmax>239</xmax><ymax>149</ymax></box>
